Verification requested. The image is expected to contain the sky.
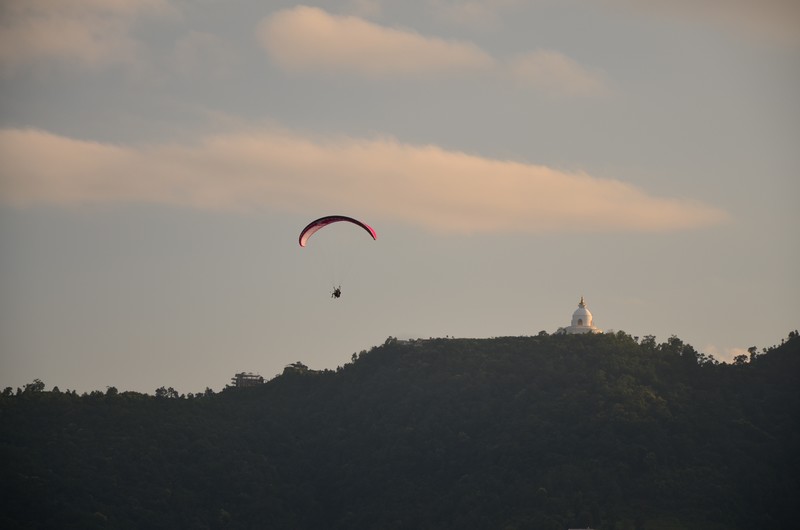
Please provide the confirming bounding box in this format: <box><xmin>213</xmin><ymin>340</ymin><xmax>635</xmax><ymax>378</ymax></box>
<box><xmin>1</xmin><ymin>0</ymin><xmax>798</xmax><ymax>394</ymax></box>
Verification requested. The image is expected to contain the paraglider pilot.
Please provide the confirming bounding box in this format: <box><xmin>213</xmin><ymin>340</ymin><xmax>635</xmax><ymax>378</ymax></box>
<box><xmin>331</xmin><ymin>286</ymin><xmax>342</xmax><ymax>299</ymax></box>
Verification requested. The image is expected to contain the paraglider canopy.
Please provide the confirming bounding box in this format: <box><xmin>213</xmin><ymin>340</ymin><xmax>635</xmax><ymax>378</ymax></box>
<box><xmin>298</xmin><ymin>215</ymin><xmax>377</xmax><ymax>247</ymax></box>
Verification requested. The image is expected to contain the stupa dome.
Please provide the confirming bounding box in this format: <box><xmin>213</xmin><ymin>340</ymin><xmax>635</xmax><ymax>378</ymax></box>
<box><xmin>557</xmin><ymin>296</ymin><xmax>602</xmax><ymax>335</ymax></box>
<box><xmin>571</xmin><ymin>297</ymin><xmax>593</xmax><ymax>328</ymax></box>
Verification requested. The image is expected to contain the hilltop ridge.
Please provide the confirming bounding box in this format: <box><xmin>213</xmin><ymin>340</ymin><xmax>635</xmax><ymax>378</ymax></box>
<box><xmin>2</xmin><ymin>331</ymin><xmax>798</xmax><ymax>529</ymax></box>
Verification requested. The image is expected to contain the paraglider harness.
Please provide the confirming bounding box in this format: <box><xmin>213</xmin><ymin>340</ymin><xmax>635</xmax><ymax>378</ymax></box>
<box><xmin>331</xmin><ymin>286</ymin><xmax>342</xmax><ymax>299</ymax></box>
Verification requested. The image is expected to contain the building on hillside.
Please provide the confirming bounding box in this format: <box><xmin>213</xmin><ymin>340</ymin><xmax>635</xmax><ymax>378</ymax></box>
<box><xmin>555</xmin><ymin>296</ymin><xmax>603</xmax><ymax>335</ymax></box>
<box><xmin>231</xmin><ymin>372</ymin><xmax>264</xmax><ymax>387</ymax></box>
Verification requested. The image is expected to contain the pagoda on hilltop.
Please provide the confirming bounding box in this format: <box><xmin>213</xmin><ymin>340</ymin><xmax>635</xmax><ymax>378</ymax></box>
<box><xmin>556</xmin><ymin>296</ymin><xmax>603</xmax><ymax>335</ymax></box>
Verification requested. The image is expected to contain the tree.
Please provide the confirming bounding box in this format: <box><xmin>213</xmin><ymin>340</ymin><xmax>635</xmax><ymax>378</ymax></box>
<box><xmin>640</xmin><ymin>335</ymin><xmax>657</xmax><ymax>350</ymax></box>
<box><xmin>23</xmin><ymin>379</ymin><xmax>45</xmax><ymax>393</ymax></box>
<box><xmin>155</xmin><ymin>386</ymin><xmax>179</xmax><ymax>398</ymax></box>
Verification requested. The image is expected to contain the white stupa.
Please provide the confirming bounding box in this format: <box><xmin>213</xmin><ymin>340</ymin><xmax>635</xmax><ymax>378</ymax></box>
<box><xmin>557</xmin><ymin>296</ymin><xmax>602</xmax><ymax>335</ymax></box>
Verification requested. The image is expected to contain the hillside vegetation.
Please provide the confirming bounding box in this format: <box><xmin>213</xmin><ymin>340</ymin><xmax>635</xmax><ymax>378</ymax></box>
<box><xmin>2</xmin><ymin>331</ymin><xmax>798</xmax><ymax>529</ymax></box>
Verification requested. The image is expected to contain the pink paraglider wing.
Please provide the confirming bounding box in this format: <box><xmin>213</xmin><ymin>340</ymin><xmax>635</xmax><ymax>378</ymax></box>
<box><xmin>298</xmin><ymin>215</ymin><xmax>377</xmax><ymax>247</ymax></box>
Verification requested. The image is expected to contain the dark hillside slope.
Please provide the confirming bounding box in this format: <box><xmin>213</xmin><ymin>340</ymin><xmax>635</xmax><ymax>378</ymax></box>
<box><xmin>2</xmin><ymin>332</ymin><xmax>798</xmax><ymax>529</ymax></box>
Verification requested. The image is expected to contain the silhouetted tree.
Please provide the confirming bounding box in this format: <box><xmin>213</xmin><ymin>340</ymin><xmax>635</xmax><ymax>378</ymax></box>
<box><xmin>22</xmin><ymin>379</ymin><xmax>45</xmax><ymax>393</ymax></box>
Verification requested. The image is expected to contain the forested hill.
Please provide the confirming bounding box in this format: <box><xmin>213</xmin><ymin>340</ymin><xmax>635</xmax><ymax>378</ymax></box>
<box><xmin>2</xmin><ymin>332</ymin><xmax>799</xmax><ymax>530</ymax></box>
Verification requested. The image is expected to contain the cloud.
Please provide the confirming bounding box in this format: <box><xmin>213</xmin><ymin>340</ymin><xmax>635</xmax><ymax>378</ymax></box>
<box><xmin>605</xmin><ymin>0</ymin><xmax>800</xmax><ymax>47</ymax></box>
<box><xmin>0</xmin><ymin>127</ymin><xmax>728</xmax><ymax>235</ymax></box>
<box><xmin>0</xmin><ymin>0</ymin><xmax>174</xmax><ymax>73</ymax></box>
<box><xmin>258</xmin><ymin>6</ymin><xmax>493</xmax><ymax>78</ymax></box>
<box><xmin>258</xmin><ymin>6</ymin><xmax>608</xmax><ymax>95</ymax></box>
<box><xmin>508</xmin><ymin>50</ymin><xmax>610</xmax><ymax>97</ymax></box>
